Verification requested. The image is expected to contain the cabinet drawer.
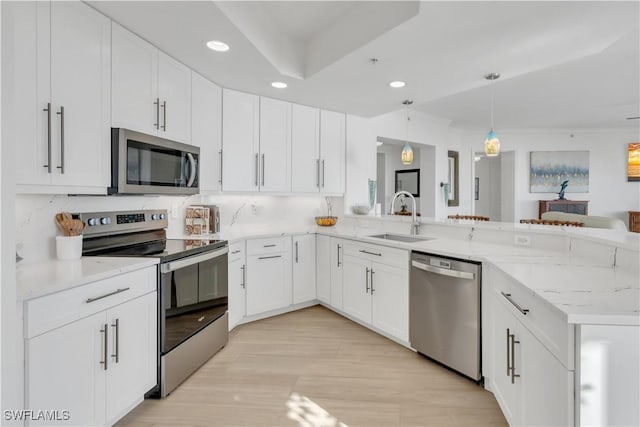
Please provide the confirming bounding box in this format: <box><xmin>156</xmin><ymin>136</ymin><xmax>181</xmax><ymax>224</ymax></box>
<box><xmin>25</xmin><ymin>266</ymin><xmax>157</xmax><ymax>338</ymax></box>
<box><xmin>343</xmin><ymin>240</ymin><xmax>409</xmax><ymax>269</ymax></box>
<box><xmin>492</xmin><ymin>269</ymin><xmax>574</xmax><ymax>370</ymax></box>
<box><xmin>229</xmin><ymin>240</ymin><xmax>245</xmax><ymax>262</ymax></box>
<box><xmin>246</xmin><ymin>236</ymin><xmax>288</xmax><ymax>255</ymax></box>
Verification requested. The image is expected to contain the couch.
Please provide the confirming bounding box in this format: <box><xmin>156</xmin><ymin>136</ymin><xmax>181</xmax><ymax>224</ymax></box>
<box><xmin>541</xmin><ymin>211</ymin><xmax>628</xmax><ymax>231</ymax></box>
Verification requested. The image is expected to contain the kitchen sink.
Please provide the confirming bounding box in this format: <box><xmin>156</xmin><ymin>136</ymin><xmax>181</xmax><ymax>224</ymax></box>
<box><xmin>368</xmin><ymin>233</ymin><xmax>433</xmax><ymax>243</ymax></box>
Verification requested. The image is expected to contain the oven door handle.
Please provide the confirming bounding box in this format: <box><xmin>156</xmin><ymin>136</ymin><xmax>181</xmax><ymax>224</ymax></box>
<box><xmin>160</xmin><ymin>246</ymin><xmax>228</xmax><ymax>273</ymax></box>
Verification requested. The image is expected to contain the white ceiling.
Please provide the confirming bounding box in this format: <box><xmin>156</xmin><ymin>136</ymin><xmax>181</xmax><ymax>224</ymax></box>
<box><xmin>88</xmin><ymin>1</ymin><xmax>640</xmax><ymax>131</ymax></box>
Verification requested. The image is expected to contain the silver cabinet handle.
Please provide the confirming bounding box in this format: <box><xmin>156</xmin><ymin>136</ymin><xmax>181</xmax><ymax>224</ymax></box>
<box><xmin>295</xmin><ymin>241</ymin><xmax>299</xmax><ymax>263</ymax></box>
<box><xmin>100</xmin><ymin>323</ymin><xmax>108</xmax><ymax>370</ymax></box>
<box><xmin>154</xmin><ymin>98</ymin><xmax>160</xmax><ymax>129</ymax></box>
<box><xmin>56</xmin><ymin>106</ymin><xmax>65</xmax><ymax>173</ymax></box>
<box><xmin>411</xmin><ymin>260</ymin><xmax>475</xmax><ymax>280</ymax></box>
<box><xmin>370</xmin><ymin>269</ymin><xmax>375</xmax><ymax>294</ymax></box>
<box><xmin>231</xmin><ymin>250</ymin><xmax>241</xmax><ymax>254</ymax></box>
<box><xmin>255</xmin><ymin>153</ymin><xmax>259</xmax><ymax>187</ymax></box>
<box><xmin>360</xmin><ymin>249</ymin><xmax>382</xmax><ymax>257</ymax></box>
<box><xmin>219</xmin><ymin>149</ymin><xmax>223</xmax><ymax>184</ymax></box>
<box><xmin>316</xmin><ymin>159</ymin><xmax>321</xmax><ymax>188</ymax></box>
<box><xmin>86</xmin><ymin>287</ymin><xmax>130</xmax><ymax>303</ymax></box>
<box><xmin>365</xmin><ymin>267</ymin><xmax>370</xmax><ymax>293</ymax></box>
<box><xmin>322</xmin><ymin>159</ymin><xmax>325</xmax><ymax>187</ymax></box>
<box><xmin>43</xmin><ymin>103</ymin><xmax>52</xmax><ymax>172</ymax></box>
<box><xmin>506</xmin><ymin>328</ymin><xmax>511</xmax><ymax>376</ymax></box>
<box><xmin>258</xmin><ymin>255</ymin><xmax>281</xmax><ymax>260</ymax></box>
<box><xmin>337</xmin><ymin>244</ymin><xmax>342</xmax><ymax>267</ymax></box>
<box><xmin>501</xmin><ymin>292</ymin><xmax>529</xmax><ymax>316</ymax></box>
<box><xmin>511</xmin><ymin>333</ymin><xmax>520</xmax><ymax>383</ymax></box>
<box><xmin>261</xmin><ymin>154</ymin><xmax>265</xmax><ymax>186</ymax></box>
<box><xmin>111</xmin><ymin>318</ymin><xmax>119</xmax><ymax>363</ymax></box>
<box><xmin>240</xmin><ymin>264</ymin><xmax>246</xmax><ymax>288</ymax></box>
<box><xmin>161</xmin><ymin>100</ymin><xmax>167</xmax><ymax>131</ymax></box>
<box><xmin>263</xmin><ymin>244</ymin><xmax>276</xmax><ymax>248</ymax></box>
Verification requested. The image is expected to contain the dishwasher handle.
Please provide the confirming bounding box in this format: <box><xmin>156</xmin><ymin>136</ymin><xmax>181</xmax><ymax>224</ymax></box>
<box><xmin>411</xmin><ymin>260</ymin><xmax>475</xmax><ymax>280</ymax></box>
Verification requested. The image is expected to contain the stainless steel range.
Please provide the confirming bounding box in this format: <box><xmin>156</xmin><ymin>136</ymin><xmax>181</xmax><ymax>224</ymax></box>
<box><xmin>77</xmin><ymin>209</ymin><xmax>228</xmax><ymax>397</ymax></box>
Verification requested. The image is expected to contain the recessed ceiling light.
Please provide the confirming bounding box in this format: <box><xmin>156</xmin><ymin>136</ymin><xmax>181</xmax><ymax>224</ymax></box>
<box><xmin>206</xmin><ymin>40</ymin><xmax>230</xmax><ymax>52</ymax></box>
<box><xmin>389</xmin><ymin>81</ymin><xmax>406</xmax><ymax>88</ymax></box>
<box><xmin>271</xmin><ymin>81</ymin><xmax>287</xmax><ymax>89</ymax></box>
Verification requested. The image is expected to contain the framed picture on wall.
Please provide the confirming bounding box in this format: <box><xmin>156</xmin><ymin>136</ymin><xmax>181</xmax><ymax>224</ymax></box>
<box><xmin>529</xmin><ymin>151</ymin><xmax>589</xmax><ymax>192</ymax></box>
<box><xmin>628</xmin><ymin>143</ymin><xmax>640</xmax><ymax>181</ymax></box>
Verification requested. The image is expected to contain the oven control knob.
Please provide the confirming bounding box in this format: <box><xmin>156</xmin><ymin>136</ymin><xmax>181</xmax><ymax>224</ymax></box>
<box><xmin>100</xmin><ymin>217</ymin><xmax>111</xmax><ymax>225</ymax></box>
<box><xmin>87</xmin><ymin>218</ymin><xmax>98</xmax><ymax>226</ymax></box>
<box><xmin>159</xmin><ymin>213</ymin><xmax>166</xmax><ymax>220</ymax></box>
<box><xmin>151</xmin><ymin>213</ymin><xmax>159</xmax><ymax>220</ymax></box>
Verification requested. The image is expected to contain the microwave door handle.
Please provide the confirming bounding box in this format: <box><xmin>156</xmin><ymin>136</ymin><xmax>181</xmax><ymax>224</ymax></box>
<box><xmin>186</xmin><ymin>153</ymin><xmax>197</xmax><ymax>187</ymax></box>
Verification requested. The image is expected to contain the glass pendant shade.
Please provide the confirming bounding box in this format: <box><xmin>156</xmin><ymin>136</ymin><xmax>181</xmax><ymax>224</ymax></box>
<box><xmin>484</xmin><ymin>129</ymin><xmax>500</xmax><ymax>157</ymax></box>
<box><xmin>401</xmin><ymin>142</ymin><xmax>414</xmax><ymax>165</ymax></box>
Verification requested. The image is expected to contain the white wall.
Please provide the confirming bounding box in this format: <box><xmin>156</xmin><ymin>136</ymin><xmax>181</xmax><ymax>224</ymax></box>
<box><xmin>459</xmin><ymin>129</ymin><xmax>640</xmax><ymax>226</ymax></box>
<box><xmin>344</xmin><ymin>114</ymin><xmax>376</xmax><ymax>214</ymax></box>
<box><xmin>369</xmin><ymin>110</ymin><xmax>454</xmax><ymax>219</ymax></box>
<box><xmin>16</xmin><ymin>194</ymin><xmax>330</xmax><ymax>262</ymax></box>
<box><xmin>376</xmin><ymin>143</ymin><xmax>421</xmax><ymax>213</ymax></box>
<box><xmin>1</xmin><ymin>2</ymin><xmax>21</xmax><ymax>418</ymax></box>
<box><xmin>475</xmin><ymin>156</ymin><xmax>502</xmax><ymax>220</ymax></box>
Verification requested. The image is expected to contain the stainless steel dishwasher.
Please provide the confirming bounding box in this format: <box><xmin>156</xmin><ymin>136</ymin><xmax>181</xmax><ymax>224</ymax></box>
<box><xmin>410</xmin><ymin>251</ymin><xmax>481</xmax><ymax>381</ymax></box>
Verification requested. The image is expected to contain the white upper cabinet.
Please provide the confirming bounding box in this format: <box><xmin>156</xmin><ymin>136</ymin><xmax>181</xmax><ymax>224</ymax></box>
<box><xmin>191</xmin><ymin>72</ymin><xmax>222</xmax><ymax>192</ymax></box>
<box><xmin>319</xmin><ymin>110</ymin><xmax>346</xmax><ymax>194</ymax></box>
<box><xmin>221</xmin><ymin>89</ymin><xmax>260</xmax><ymax>192</ymax></box>
<box><xmin>291</xmin><ymin>107</ymin><xmax>346</xmax><ymax>195</ymax></box>
<box><xmin>6</xmin><ymin>1</ymin><xmax>110</xmax><ymax>193</ymax></box>
<box><xmin>291</xmin><ymin>104</ymin><xmax>321</xmax><ymax>192</ymax></box>
<box><xmin>111</xmin><ymin>22</ymin><xmax>158</xmax><ymax>137</ymax></box>
<box><xmin>112</xmin><ymin>23</ymin><xmax>191</xmax><ymax>143</ymax></box>
<box><xmin>259</xmin><ymin>97</ymin><xmax>292</xmax><ymax>192</ymax></box>
<box><xmin>157</xmin><ymin>52</ymin><xmax>191</xmax><ymax>143</ymax></box>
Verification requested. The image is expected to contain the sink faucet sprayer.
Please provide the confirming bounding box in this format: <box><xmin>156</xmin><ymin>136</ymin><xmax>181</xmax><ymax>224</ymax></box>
<box><xmin>389</xmin><ymin>191</ymin><xmax>420</xmax><ymax>235</ymax></box>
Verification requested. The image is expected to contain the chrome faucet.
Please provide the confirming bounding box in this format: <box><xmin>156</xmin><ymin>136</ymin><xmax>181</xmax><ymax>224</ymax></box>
<box><xmin>389</xmin><ymin>191</ymin><xmax>420</xmax><ymax>235</ymax></box>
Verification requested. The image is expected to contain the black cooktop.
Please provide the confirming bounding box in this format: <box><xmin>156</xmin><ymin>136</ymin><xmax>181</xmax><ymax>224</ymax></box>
<box><xmin>82</xmin><ymin>231</ymin><xmax>227</xmax><ymax>262</ymax></box>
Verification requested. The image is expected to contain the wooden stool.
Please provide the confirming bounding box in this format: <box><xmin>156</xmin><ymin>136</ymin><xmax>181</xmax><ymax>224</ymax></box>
<box><xmin>448</xmin><ymin>214</ymin><xmax>490</xmax><ymax>221</ymax></box>
<box><xmin>519</xmin><ymin>219</ymin><xmax>584</xmax><ymax>227</ymax></box>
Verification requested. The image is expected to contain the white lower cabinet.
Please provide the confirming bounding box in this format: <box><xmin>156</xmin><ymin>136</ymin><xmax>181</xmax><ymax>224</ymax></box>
<box><xmin>245</xmin><ymin>237</ymin><xmax>292</xmax><ymax>316</ymax></box>
<box><xmin>228</xmin><ymin>241</ymin><xmax>246</xmax><ymax>330</ymax></box>
<box><xmin>315</xmin><ymin>235</ymin><xmax>344</xmax><ymax>308</ymax></box>
<box><xmin>342</xmin><ymin>242</ymin><xmax>409</xmax><ymax>342</ymax></box>
<box><xmin>315</xmin><ymin>235</ymin><xmax>332</xmax><ymax>304</ymax></box>
<box><xmin>292</xmin><ymin>235</ymin><xmax>316</xmax><ymax>304</ymax></box>
<box><xmin>25</xmin><ymin>267</ymin><xmax>157</xmax><ymax>427</ymax></box>
<box><xmin>490</xmin><ymin>289</ymin><xmax>573</xmax><ymax>427</ymax></box>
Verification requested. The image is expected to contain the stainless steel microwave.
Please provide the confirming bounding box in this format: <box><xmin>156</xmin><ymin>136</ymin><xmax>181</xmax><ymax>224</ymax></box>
<box><xmin>109</xmin><ymin>128</ymin><xmax>199</xmax><ymax>195</ymax></box>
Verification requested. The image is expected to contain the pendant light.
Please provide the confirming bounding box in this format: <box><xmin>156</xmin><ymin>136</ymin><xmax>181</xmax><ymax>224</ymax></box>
<box><xmin>484</xmin><ymin>73</ymin><xmax>500</xmax><ymax>157</ymax></box>
<box><xmin>401</xmin><ymin>100</ymin><xmax>414</xmax><ymax>165</ymax></box>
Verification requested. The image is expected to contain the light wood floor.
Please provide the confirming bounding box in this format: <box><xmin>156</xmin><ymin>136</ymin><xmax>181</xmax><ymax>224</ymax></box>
<box><xmin>116</xmin><ymin>305</ymin><xmax>507</xmax><ymax>427</ymax></box>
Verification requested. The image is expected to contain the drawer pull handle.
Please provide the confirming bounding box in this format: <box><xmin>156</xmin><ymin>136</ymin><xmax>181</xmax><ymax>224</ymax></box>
<box><xmin>231</xmin><ymin>250</ymin><xmax>241</xmax><ymax>254</ymax></box>
<box><xmin>86</xmin><ymin>287</ymin><xmax>130</xmax><ymax>304</ymax></box>
<box><xmin>111</xmin><ymin>318</ymin><xmax>119</xmax><ymax>363</ymax></box>
<box><xmin>258</xmin><ymin>255</ymin><xmax>281</xmax><ymax>260</ymax></box>
<box><xmin>501</xmin><ymin>292</ymin><xmax>529</xmax><ymax>316</ymax></box>
<box><xmin>263</xmin><ymin>244</ymin><xmax>277</xmax><ymax>248</ymax></box>
<box><xmin>359</xmin><ymin>249</ymin><xmax>382</xmax><ymax>257</ymax></box>
<box><xmin>100</xmin><ymin>324</ymin><xmax>108</xmax><ymax>370</ymax></box>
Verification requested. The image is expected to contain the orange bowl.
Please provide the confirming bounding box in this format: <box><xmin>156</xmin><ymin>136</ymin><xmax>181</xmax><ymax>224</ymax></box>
<box><xmin>315</xmin><ymin>216</ymin><xmax>338</xmax><ymax>226</ymax></box>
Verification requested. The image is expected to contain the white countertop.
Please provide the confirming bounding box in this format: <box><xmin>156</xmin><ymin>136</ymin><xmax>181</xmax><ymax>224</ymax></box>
<box><xmin>16</xmin><ymin>257</ymin><xmax>159</xmax><ymax>302</ymax></box>
<box><xmin>19</xmin><ymin>217</ymin><xmax>638</xmax><ymax>325</ymax></box>
<box><xmin>316</xmin><ymin>226</ymin><xmax>639</xmax><ymax>326</ymax></box>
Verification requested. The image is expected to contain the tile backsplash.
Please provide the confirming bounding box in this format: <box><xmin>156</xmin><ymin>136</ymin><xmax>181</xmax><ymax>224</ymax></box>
<box><xmin>16</xmin><ymin>194</ymin><xmax>336</xmax><ymax>262</ymax></box>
